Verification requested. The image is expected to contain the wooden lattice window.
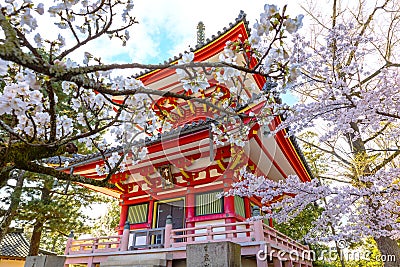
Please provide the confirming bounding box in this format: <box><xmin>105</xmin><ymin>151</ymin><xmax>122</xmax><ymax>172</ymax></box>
<box><xmin>234</xmin><ymin>196</ymin><xmax>246</xmax><ymax>218</ymax></box>
<box><xmin>127</xmin><ymin>203</ymin><xmax>149</xmax><ymax>224</ymax></box>
<box><xmin>195</xmin><ymin>191</ymin><xmax>223</xmax><ymax>216</ymax></box>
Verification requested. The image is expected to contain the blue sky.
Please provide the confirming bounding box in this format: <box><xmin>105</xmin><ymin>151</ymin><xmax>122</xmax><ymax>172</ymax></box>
<box><xmin>37</xmin><ymin>0</ymin><xmax>304</xmax><ymax>66</ymax></box>
<box><xmin>110</xmin><ymin>22</ymin><xmax>180</xmax><ymax>64</ymax></box>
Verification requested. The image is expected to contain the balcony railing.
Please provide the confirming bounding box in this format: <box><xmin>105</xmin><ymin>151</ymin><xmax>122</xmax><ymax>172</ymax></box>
<box><xmin>65</xmin><ymin>235</ymin><xmax>123</xmax><ymax>255</ymax></box>
<box><xmin>263</xmin><ymin>223</ymin><xmax>309</xmax><ymax>253</ymax></box>
<box><xmin>65</xmin><ymin>220</ymin><xmax>309</xmax><ymax>257</ymax></box>
<box><xmin>167</xmin><ymin>221</ymin><xmax>255</xmax><ymax>247</ymax></box>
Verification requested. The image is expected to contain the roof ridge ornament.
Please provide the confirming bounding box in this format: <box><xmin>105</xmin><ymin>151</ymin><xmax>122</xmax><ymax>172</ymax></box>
<box><xmin>237</xmin><ymin>10</ymin><xmax>247</xmax><ymax>21</ymax></box>
<box><xmin>197</xmin><ymin>21</ymin><xmax>205</xmax><ymax>46</ymax></box>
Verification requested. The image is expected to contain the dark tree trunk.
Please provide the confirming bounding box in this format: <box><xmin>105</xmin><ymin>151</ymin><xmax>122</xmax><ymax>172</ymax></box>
<box><xmin>375</xmin><ymin>236</ymin><xmax>400</xmax><ymax>267</ymax></box>
<box><xmin>28</xmin><ymin>220</ymin><xmax>44</xmax><ymax>256</ymax></box>
<box><xmin>348</xmin><ymin>122</ymin><xmax>400</xmax><ymax>265</ymax></box>
<box><xmin>0</xmin><ymin>170</ymin><xmax>25</xmax><ymax>243</ymax></box>
<box><xmin>28</xmin><ymin>183</ymin><xmax>51</xmax><ymax>256</ymax></box>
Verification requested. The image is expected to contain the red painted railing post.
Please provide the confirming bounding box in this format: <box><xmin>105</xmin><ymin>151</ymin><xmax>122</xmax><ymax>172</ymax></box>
<box><xmin>120</xmin><ymin>221</ymin><xmax>130</xmax><ymax>251</ymax></box>
<box><xmin>206</xmin><ymin>225</ymin><xmax>213</xmax><ymax>241</ymax></box>
<box><xmin>252</xmin><ymin>206</ymin><xmax>264</xmax><ymax>242</ymax></box>
<box><xmin>164</xmin><ymin>215</ymin><xmax>172</xmax><ymax>248</ymax></box>
<box><xmin>64</xmin><ymin>231</ymin><xmax>74</xmax><ymax>255</ymax></box>
<box><xmin>118</xmin><ymin>204</ymin><xmax>129</xmax><ymax>235</ymax></box>
<box><xmin>186</xmin><ymin>190</ymin><xmax>195</xmax><ymax>237</ymax></box>
<box><xmin>92</xmin><ymin>238</ymin><xmax>97</xmax><ymax>253</ymax></box>
<box><xmin>253</xmin><ymin>220</ymin><xmax>264</xmax><ymax>241</ymax></box>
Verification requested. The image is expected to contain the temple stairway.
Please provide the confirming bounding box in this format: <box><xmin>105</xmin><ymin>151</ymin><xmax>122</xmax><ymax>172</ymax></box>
<box><xmin>100</xmin><ymin>253</ymin><xmax>168</xmax><ymax>267</ymax></box>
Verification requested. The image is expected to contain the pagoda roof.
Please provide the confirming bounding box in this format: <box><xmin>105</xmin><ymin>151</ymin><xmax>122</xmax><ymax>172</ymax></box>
<box><xmin>0</xmin><ymin>230</ymin><xmax>30</xmax><ymax>259</ymax></box>
<box><xmin>49</xmin><ymin>11</ymin><xmax>250</xmax><ymax>169</ymax></box>
<box><xmin>53</xmin><ymin>118</ymin><xmax>313</xmax><ymax>183</ymax></box>
<box><xmin>49</xmin><ymin>11</ymin><xmax>315</xmax><ymax>197</ymax></box>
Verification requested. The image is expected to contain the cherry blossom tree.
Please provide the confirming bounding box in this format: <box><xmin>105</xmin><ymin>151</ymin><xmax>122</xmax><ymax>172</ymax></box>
<box><xmin>229</xmin><ymin>0</ymin><xmax>400</xmax><ymax>265</ymax></box>
<box><xmin>0</xmin><ymin>0</ymin><xmax>301</xmax><ymax>183</ymax></box>
<box><xmin>0</xmin><ymin>0</ymin><xmax>302</xmax><ymax>246</ymax></box>
<box><xmin>4</xmin><ymin>0</ymin><xmax>398</xmax><ymax>264</ymax></box>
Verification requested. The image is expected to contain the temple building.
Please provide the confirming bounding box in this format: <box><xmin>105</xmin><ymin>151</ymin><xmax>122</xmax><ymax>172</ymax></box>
<box><xmin>61</xmin><ymin>12</ymin><xmax>313</xmax><ymax>267</ymax></box>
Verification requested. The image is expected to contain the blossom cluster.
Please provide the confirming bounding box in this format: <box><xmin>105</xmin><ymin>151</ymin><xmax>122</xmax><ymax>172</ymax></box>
<box><xmin>225</xmin><ymin>2</ymin><xmax>400</xmax><ymax>249</ymax></box>
<box><xmin>0</xmin><ymin>0</ymin><xmax>155</xmax><ymax>177</ymax></box>
<box><xmin>249</xmin><ymin>4</ymin><xmax>303</xmax><ymax>86</ymax></box>
<box><xmin>230</xmin><ymin>168</ymin><xmax>400</xmax><ymax>243</ymax></box>
<box><xmin>176</xmin><ymin>52</ymin><xmax>210</xmax><ymax>93</ymax></box>
<box><xmin>274</xmin><ymin>23</ymin><xmax>400</xmax><ymax>144</ymax></box>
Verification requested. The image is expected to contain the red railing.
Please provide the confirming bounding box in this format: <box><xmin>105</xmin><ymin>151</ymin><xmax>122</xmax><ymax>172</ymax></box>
<box><xmin>65</xmin><ymin>220</ymin><xmax>309</xmax><ymax>257</ymax></box>
<box><xmin>165</xmin><ymin>220</ymin><xmax>308</xmax><ymax>254</ymax></box>
<box><xmin>262</xmin><ymin>223</ymin><xmax>309</xmax><ymax>253</ymax></box>
<box><xmin>65</xmin><ymin>235</ymin><xmax>123</xmax><ymax>255</ymax></box>
<box><xmin>167</xmin><ymin>221</ymin><xmax>255</xmax><ymax>247</ymax></box>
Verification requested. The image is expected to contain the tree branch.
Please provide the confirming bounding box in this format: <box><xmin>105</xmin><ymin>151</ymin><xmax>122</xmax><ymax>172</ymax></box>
<box><xmin>21</xmin><ymin>161</ymin><xmax>111</xmax><ymax>188</ymax></box>
<box><xmin>297</xmin><ymin>136</ymin><xmax>352</xmax><ymax>166</ymax></box>
<box><xmin>371</xmin><ymin>150</ymin><xmax>400</xmax><ymax>174</ymax></box>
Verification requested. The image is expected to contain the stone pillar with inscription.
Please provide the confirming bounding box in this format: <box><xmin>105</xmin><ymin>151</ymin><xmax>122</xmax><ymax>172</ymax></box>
<box><xmin>24</xmin><ymin>256</ymin><xmax>66</xmax><ymax>267</ymax></box>
<box><xmin>186</xmin><ymin>241</ymin><xmax>241</xmax><ymax>267</ymax></box>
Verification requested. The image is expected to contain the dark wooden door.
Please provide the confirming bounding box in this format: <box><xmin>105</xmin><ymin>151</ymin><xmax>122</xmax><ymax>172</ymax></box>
<box><xmin>156</xmin><ymin>200</ymin><xmax>184</xmax><ymax>229</ymax></box>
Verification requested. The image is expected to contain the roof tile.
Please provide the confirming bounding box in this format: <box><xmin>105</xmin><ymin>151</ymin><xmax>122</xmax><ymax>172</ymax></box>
<box><xmin>0</xmin><ymin>231</ymin><xmax>30</xmax><ymax>258</ymax></box>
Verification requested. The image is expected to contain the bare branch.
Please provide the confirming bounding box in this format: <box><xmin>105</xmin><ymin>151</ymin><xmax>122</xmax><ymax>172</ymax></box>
<box><xmin>297</xmin><ymin>136</ymin><xmax>352</xmax><ymax>166</ymax></box>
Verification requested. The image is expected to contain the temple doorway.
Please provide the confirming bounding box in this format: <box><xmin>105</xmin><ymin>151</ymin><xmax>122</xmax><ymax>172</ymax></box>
<box><xmin>156</xmin><ymin>199</ymin><xmax>184</xmax><ymax>229</ymax></box>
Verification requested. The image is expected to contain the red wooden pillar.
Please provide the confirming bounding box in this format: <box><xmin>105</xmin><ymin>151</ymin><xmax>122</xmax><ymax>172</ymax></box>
<box><xmin>147</xmin><ymin>199</ymin><xmax>155</xmax><ymax>228</ymax></box>
<box><xmin>243</xmin><ymin>197</ymin><xmax>252</xmax><ymax>237</ymax></box>
<box><xmin>186</xmin><ymin>188</ymin><xmax>195</xmax><ymax>229</ymax></box>
<box><xmin>224</xmin><ymin>194</ymin><xmax>235</xmax><ymax>215</ymax></box>
<box><xmin>224</xmin><ymin>195</ymin><xmax>236</xmax><ymax>224</ymax></box>
<box><xmin>223</xmin><ymin>171</ymin><xmax>236</xmax><ymax>224</ymax></box>
<box><xmin>118</xmin><ymin>201</ymin><xmax>129</xmax><ymax>235</ymax></box>
<box><xmin>223</xmin><ymin>171</ymin><xmax>236</xmax><ymax>229</ymax></box>
<box><xmin>244</xmin><ymin>197</ymin><xmax>251</xmax><ymax>218</ymax></box>
<box><xmin>224</xmin><ymin>194</ymin><xmax>236</xmax><ymax>237</ymax></box>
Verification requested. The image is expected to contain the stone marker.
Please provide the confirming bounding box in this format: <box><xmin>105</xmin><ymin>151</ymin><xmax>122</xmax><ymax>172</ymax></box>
<box><xmin>187</xmin><ymin>241</ymin><xmax>241</xmax><ymax>267</ymax></box>
<box><xmin>24</xmin><ymin>255</ymin><xmax>66</xmax><ymax>267</ymax></box>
